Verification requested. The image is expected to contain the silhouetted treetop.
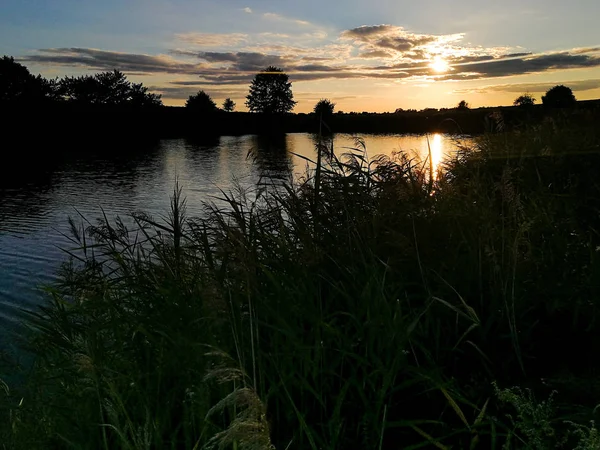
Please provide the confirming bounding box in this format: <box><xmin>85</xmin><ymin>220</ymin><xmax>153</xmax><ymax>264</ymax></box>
<box><xmin>313</xmin><ymin>99</ymin><xmax>335</xmax><ymax>117</ymax></box>
<box><xmin>222</xmin><ymin>98</ymin><xmax>236</xmax><ymax>112</ymax></box>
<box><xmin>186</xmin><ymin>90</ymin><xmax>218</xmax><ymax>113</ymax></box>
<box><xmin>542</xmin><ymin>85</ymin><xmax>576</xmax><ymax>108</ymax></box>
<box><xmin>58</xmin><ymin>70</ymin><xmax>162</xmax><ymax>108</ymax></box>
<box><xmin>457</xmin><ymin>100</ymin><xmax>470</xmax><ymax>110</ymax></box>
<box><xmin>514</xmin><ymin>93</ymin><xmax>536</xmax><ymax>107</ymax></box>
<box><xmin>246</xmin><ymin>66</ymin><xmax>296</xmax><ymax>114</ymax></box>
<box><xmin>0</xmin><ymin>56</ymin><xmax>56</xmax><ymax>105</ymax></box>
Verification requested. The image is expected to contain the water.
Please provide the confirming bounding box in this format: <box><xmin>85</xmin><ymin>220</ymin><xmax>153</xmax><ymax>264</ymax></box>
<box><xmin>0</xmin><ymin>132</ymin><xmax>468</xmax><ymax>334</ymax></box>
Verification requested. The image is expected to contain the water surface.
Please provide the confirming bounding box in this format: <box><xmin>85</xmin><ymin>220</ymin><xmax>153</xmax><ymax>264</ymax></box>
<box><xmin>0</xmin><ymin>133</ymin><xmax>468</xmax><ymax>333</ymax></box>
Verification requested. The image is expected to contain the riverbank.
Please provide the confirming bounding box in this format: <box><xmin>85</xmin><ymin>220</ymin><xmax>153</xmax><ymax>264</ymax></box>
<box><xmin>2</xmin><ymin>119</ymin><xmax>600</xmax><ymax>449</ymax></box>
<box><xmin>4</xmin><ymin>99</ymin><xmax>600</xmax><ymax>152</ymax></box>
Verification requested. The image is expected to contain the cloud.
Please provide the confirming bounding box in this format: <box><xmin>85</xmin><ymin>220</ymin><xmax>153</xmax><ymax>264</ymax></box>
<box><xmin>196</xmin><ymin>51</ymin><xmax>293</xmax><ymax>71</ymax></box>
<box><xmin>301</xmin><ymin>56</ymin><xmax>335</xmax><ymax>62</ymax></box>
<box><xmin>21</xmin><ymin>48</ymin><xmax>205</xmax><ymax>74</ymax></box>
<box><xmin>243</xmin><ymin>7</ymin><xmax>252</xmax><ymax>13</ymax></box>
<box><xmin>359</xmin><ymin>50</ymin><xmax>394</xmax><ymax>59</ymax></box>
<box><xmin>342</xmin><ymin>25</ymin><xmax>395</xmax><ymax>39</ymax></box>
<box><xmin>24</xmin><ymin>44</ymin><xmax>600</xmax><ymax>87</ymax></box>
<box><xmin>342</xmin><ymin>25</ymin><xmax>440</xmax><ymax>54</ymax></box>
<box><xmin>24</xmin><ymin>46</ymin><xmax>600</xmax><ymax>88</ymax></box>
<box><xmin>572</xmin><ymin>47</ymin><xmax>600</xmax><ymax>55</ymax></box>
<box><xmin>21</xmin><ymin>25</ymin><xmax>600</xmax><ymax>105</ymax></box>
<box><xmin>197</xmin><ymin>52</ymin><xmax>239</xmax><ymax>63</ymax></box>
<box><xmin>175</xmin><ymin>33</ymin><xmax>248</xmax><ymax>47</ymax></box>
<box><xmin>454</xmin><ymin>78</ymin><xmax>600</xmax><ymax>95</ymax></box>
<box><xmin>263</xmin><ymin>12</ymin><xmax>311</xmax><ymax>26</ymax></box>
<box><xmin>452</xmin><ymin>51</ymin><xmax>600</xmax><ymax>78</ymax></box>
<box><xmin>150</xmin><ymin>85</ymin><xmax>248</xmax><ymax>100</ymax></box>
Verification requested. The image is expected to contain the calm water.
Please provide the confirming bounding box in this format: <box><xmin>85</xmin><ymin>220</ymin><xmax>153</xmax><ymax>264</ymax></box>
<box><xmin>0</xmin><ymin>133</ymin><xmax>468</xmax><ymax>334</ymax></box>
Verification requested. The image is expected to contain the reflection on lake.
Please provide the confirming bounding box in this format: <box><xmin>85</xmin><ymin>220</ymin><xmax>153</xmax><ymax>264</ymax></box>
<box><xmin>0</xmin><ymin>133</ymin><xmax>469</xmax><ymax>332</ymax></box>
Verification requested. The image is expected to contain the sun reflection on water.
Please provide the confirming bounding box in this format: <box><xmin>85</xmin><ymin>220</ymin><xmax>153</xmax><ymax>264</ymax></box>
<box><xmin>429</xmin><ymin>133</ymin><xmax>443</xmax><ymax>179</ymax></box>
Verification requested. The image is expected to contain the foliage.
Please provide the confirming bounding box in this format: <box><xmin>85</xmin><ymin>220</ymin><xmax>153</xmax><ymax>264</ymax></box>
<box><xmin>457</xmin><ymin>100</ymin><xmax>470</xmax><ymax>110</ymax></box>
<box><xmin>542</xmin><ymin>85</ymin><xmax>576</xmax><ymax>108</ymax></box>
<box><xmin>313</xmin><ymin>98</ymin><xmax>335</xmax><ymax>117</ymax></box>
<box><xmin>0</xmin><ymin>56</ymin><xmax>56</xmax><ymax>105</ymax></box>
<box><xmin>513</xmin><ymin>93</ymin><xmax>536</xmax><ymax>107</ymax></box>
<box><xmin>222</xmin><ymin>97</ymin><xmax>236</xmax><ymax>112</ymax></box>
<box><xmin>495</xmin><ymin>384</ymin><xmax>600</xmax><ymax>449</ymax></box>
<box><xmin>186</xmin><ymin>90</ymin><xmax>218</xmax><ymax>113</ymax></box>
<box><xmin>3</xmin><ymin>122</ymin><xmax>600</xmax><ymax>448</ymax></box>
<box><xmin>58</xmin><ymin>70</ymin><xmax>162</xmax><ymax>107</ymax></box>
<box><xmin>246</xmin><ymin>66</ymin><xmax>296</xmax><ymax>114</ymax></box>
<box><xmin>495</xmin><ymin>384</ymin><xmax>558</xmax><ymax>449</ymax></box>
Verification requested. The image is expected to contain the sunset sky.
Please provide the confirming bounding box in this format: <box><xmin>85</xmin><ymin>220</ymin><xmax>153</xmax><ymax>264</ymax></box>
<box><xmin>2</xmin><ymin>0</ymin><xmax>600</xmax><ymax>112</ymax></box>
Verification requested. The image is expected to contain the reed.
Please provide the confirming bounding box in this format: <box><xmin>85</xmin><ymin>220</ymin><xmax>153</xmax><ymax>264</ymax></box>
<box><xmin>2</xmin><ymin>120</ymin><xmax>600</xmax><ymax>449</ymax></box>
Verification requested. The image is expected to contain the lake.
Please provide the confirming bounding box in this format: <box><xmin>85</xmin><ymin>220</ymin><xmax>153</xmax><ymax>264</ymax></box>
<box><xmin>0</xmin><ymin>132</ymin><xmax>469</xmax><ymax>335</ymax></box>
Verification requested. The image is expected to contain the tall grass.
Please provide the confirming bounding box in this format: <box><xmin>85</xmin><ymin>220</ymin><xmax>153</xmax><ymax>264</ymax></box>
<box><xmin>2</xmin><ymin>119</ymin><xmax>600</xmax><ymax>449</ymax></box>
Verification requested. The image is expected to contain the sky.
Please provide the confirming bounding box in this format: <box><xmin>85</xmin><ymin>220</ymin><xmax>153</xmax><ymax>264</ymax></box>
<box><xmin>2</xmin><ymin>0</ymin><xmax>600</xmax><ymax>112</ymax></box>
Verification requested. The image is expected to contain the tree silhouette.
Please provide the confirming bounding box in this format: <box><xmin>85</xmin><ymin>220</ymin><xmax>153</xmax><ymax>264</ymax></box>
<box><xmin>514</xmin><ymin>93</ymin><xmax>536</xmax><ymax>107</ymax></box>
<box><xmin>457</xmin><ymin>100</ymin><xmax>470</xmax><ymax>110</ymax></box>
<box><xmin>313</xmin><ymin>99</ymin><xmax>335</xmax><ymax>118</ymax></box>
<box><xmin>0</xmin><ymin>56</ymin><xmax>55</xmax><ymax>105</ymax></box>
<box><xmin>186</xmin><ymin>90</ymin><xmax>218</xmax><ymax>113</ymax></box>
<box><xmin>246</xmin><ymin>66</ymin><xmax>296</xmax><ymax>114</ymax></box>
<box><xmin>58</xmin><ymin>70</ymin><xmax>162</xmax><ymax>107</ymax></box>
<box><xmin>542</xmin><ymin>85</ymin><xmax>576</xmax><ymax>108</ymax></box>
<box><xmin>222</xmin><ymin>98</ymin><xmax>236</xmax><ymax>112</ymax></box>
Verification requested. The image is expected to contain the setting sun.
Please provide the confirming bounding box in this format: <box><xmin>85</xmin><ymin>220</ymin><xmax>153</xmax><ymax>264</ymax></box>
<box><xmin>430</xmin><ymin>56</ymin><xmax>450</xmax><ymax>73</ymax></box>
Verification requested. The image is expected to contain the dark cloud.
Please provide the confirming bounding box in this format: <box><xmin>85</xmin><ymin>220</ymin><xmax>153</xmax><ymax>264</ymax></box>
<box><xmin>301</xmin><ymin>56</ymin><xmax>335</xmax><ymax>62</ymax></box>
<box><xmin>22</xmin><ymin>48</ymin><xmax>203</xmax><ymax>74</ymax></box>
<box><xmin>294</xmin><ymin>64</ymin><xmax>340</xmax><ymax>72</ymax></box>
<box><xmin>192</xmin><ymin>51</ymin><xmax>291</xmax><ymax>71</ymax></box>
<box><xmin>171</xmin><ymin>70</ymin><xmax>414</xmax><ymax>85</ymax></box>
<box><xmin>455</xmin><ymin>78</ymin><xmax>600</xmax><ymax>95</ymax></box>
<box><xmin>376</xmin><ymin>36</ymin><xmax>436</xmax><ymax>52</ymax></box>
<box><xmin>232</xmin><ymin>52</ymin><xmax>290</xmax><ymax>71</ymax></box>
<box><xmin>448</xmin><ymin>55</ymin><xmax>497</xmax><ymax>64</ymax></box>
<box><xmin>455</xmin><ymin>52</ymin><xmax>600</xmax><ymax>77</ymax></box>
<box><xmin>341</xmin><ymin>25</ymin><xmax>395</xmax><ymax>39</ymax></box>
<box><xmin>504</xmin><ymin>52</ymin><xmax>533</xmax><ymax>58</ymax></box>
<box><xmin>199</xmin><ymin>52</ymin><xmax>239</xmax><ymax>62</ymax></box>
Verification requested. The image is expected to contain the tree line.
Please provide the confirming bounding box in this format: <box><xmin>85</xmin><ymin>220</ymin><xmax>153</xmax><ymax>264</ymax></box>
<box><xmin>449</xmin><ymin>85</ymin><xmax>576</xmax><ymax>112</ymax></box>
<box><xmin>0</xmin><ymin>54</ymin><xmax>583</xmax><ymax>113</ymax></box>
<box><xmin>0</xmin><ymin>56</ymin><xmax>162</xmax><ymax>108</ymax></box>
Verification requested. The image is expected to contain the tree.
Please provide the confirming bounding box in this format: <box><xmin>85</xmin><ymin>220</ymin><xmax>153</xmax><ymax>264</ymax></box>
<box><xmin>457</xmin><ymin>100</ymin><xmax>470</xmax><ymax>110</ymax></box>
<box><xmin>246</xmin><ymin>66</ymin><xmax>296</xmax><ymax>114</ymax></box>
<box><xmin>514</xmin><ymin>93</ymin><xmax>536</xmax><ymax>107</ymax></box>
<box><xmin>186</xmin><ymin>91</ymin><xmax>218</xmax><ymax>113</ymax></box>
<box><xmin>222</xmin><ymin>98</ymin><xmax>236</xmax><ymax>112</ymax></box>
<box><xmin>313</xmin><ymin>99</ymin><xmax>335</xmax><ymax>118</ymax></box>
<box><xmin>542</xmin><ymin>85</ymin><xmax>576</xmax><ymax>108</ymax></box>
<box><xmin>58</xmin><ymin>70</ymin><xmax>162</xmax><ymax>107</ymax></box>
<box><xmin>0</xmin><ymin>56</ymin><xmax>55</xmax><ymax>105</ymax></box>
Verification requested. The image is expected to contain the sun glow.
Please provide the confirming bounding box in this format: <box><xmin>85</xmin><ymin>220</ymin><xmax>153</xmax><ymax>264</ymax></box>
<box><xmin>430</xmin><ymin>56</ymin><xmax>450</xmax><ymax>73</ymax></box>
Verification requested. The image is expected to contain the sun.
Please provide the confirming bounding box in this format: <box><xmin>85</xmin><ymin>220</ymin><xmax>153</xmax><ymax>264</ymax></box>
<box><xmin>430</xmin><ymin>56</ymin><xmax>450</xmax><ymax>73</ymax></box>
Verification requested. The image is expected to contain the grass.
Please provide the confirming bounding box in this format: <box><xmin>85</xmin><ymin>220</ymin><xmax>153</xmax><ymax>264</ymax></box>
<box><xmin>2</xmin><ymin>113</ymin><xmax>600</xmax><ymax>449</ymax></box>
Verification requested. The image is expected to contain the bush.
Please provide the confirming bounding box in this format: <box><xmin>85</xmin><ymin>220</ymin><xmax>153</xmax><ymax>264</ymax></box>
<box><xmin>542</xmin><ymin>85</ymin><xmax>576</xmax><ymax>108</ymax></box>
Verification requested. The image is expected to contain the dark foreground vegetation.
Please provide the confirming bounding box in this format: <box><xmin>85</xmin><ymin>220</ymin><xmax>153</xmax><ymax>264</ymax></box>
<box><xmin>2</xmin><ymin>113</ymin><xmax>600</xmax><ymax>449</ymax></box>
